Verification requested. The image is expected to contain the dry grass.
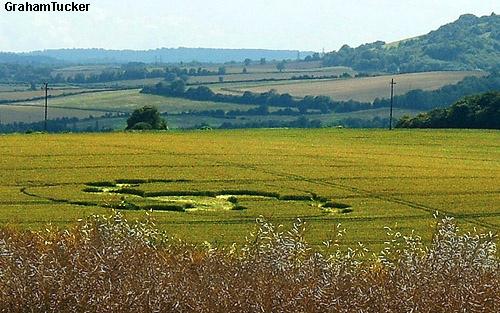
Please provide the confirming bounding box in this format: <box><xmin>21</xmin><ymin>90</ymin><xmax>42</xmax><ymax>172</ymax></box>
<box><xmin>0</xmin><ymin>211</ymin><xmax>498</xmax><ymax>312</ymax></box>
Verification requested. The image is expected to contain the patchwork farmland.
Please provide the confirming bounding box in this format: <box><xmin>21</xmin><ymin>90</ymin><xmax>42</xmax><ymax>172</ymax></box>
<box><xmin>216</xmin><ymin>71</ymin><xmax>485</xmax><ymax>102</ymax></box>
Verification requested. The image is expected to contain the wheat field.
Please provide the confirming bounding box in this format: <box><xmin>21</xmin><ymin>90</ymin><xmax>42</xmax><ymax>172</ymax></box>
<box><xmin>0</xmin><ymin>129</ymin><xmax>498</xmax><ymax>250</ymax></box>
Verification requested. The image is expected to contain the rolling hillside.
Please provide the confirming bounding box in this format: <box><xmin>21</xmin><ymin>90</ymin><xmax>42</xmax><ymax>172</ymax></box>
<box><xmin>323</xmin><ymin>13</ymin><xmax>500</xmax><ymax>72</ymax></box>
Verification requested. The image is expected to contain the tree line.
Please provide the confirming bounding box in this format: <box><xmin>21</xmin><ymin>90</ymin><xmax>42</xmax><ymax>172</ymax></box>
<box><xmin>397</xmin><ymin>91</ymin><xmax>499</xmax><ymax>129</ymax></box>
<box><xmin>373</xmin><ymin>73</ymin><xmax>499</xmax><ymax>110</ymax></box>
<box><xmin>142</xmin><ymin>73</ymin><xmax>499</xmax><ymax>114</ymax></box>
<box><xmin>141</xmin><ymin>80</ymin><xmax>374</xmax><ymax>114</ymax></box>
<box><xmin>0</xmin><ymin>62</ymin><xmax>224</xmax><ymax>84</ymax></box>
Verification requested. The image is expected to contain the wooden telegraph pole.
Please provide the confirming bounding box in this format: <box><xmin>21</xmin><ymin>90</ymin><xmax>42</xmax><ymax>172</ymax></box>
<box><xmin>43</xmin><ymin>82</ymin><xmax>48</xmax><ymax>131</ymax></box>
<box><xmin>389</xmin><ymin>79</ymin><xmax>396</xmax><ymax>130</ymax></box>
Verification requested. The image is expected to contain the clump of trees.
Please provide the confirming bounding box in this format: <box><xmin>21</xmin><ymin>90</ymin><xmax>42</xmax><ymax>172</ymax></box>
<box><xmin>397</xmin><ymin>91</ymin><xmax>499</xmax><ymax>129</ymax></box>
<box><xmin>126</xmin><ymin>106</ymin><xmax>167</xmax><ymax>130</ymax></box>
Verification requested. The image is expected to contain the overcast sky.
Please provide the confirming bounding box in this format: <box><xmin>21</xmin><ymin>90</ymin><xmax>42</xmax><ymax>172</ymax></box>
<box><xmin>0</xmin><ymin>0</ymin><xmax>498</xmax><ymax>52</ymax></box>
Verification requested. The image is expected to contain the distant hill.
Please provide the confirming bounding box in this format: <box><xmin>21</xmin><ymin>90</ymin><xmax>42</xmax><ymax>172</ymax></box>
<box><xmin>323</xmin><ymin>13</ymin><xmax>500</xmax><ymax>73</ymax></box>
<box><xmin>0</xmin><ymin>52</ymin><xmax>59</xmax><ymax>64</ymax></box>
<box><xmin>19</xmin><ymin>48</ymin><xmax>315</xmax><ymax>64</ymax></box>
<box><xmin>397</xmin><ymin>91</ymin><xmax>500</xmax><ymax>129</ymax></box>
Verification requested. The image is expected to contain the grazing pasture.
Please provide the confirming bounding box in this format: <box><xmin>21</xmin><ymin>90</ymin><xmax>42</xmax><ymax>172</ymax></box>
<box><xmin>0</xmin><ymin>129</ymin><xmax>498</xmax><ymax>250</ymax></box>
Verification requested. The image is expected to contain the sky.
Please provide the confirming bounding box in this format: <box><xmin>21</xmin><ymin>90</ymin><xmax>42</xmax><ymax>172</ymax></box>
<box><xmin>0</xmin><ymin>0</ymin><xmax>498</xmax><ymax>53</ymax></box>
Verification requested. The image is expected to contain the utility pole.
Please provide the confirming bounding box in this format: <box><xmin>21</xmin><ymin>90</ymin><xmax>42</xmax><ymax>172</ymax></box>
<box><xmin>43</xmin><ymin>82</ymin><xmax>48</xmax><ymax>132</ymax></box>
<box><xmin>389</xmin><ymin>79</ymin><xmax>396</xmax><ymax>130</ymax></box>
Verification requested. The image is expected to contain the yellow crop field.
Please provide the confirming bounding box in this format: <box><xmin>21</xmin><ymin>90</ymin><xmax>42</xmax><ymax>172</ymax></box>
<box><xmin>0</xmin><ymin>129</ymin><xmax>498</xmax><ymax>250</ymax></box>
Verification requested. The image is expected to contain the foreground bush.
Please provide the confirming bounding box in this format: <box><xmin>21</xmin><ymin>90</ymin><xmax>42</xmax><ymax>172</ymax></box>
<box><xmin>0</xmin><ymin>213</ymin><xmax>498</xmax><ymax>313</ymax></box>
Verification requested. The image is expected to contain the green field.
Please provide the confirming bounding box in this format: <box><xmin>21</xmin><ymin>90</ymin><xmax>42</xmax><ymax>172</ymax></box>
<box><xmin>0</xmin><ymin>89</ymin><xmax>258</xmax><ymax>123</ymax></box>
<box><xmin>0</xmin><ymin>129</ymin><xmax>498</xmax><ymax>250</ymax></box>
<box><xmin>188</xmin><ymin>66</ymin><xmax>355</xmax><ymax>84</ymax></box>
<box><xmin>216</xmin><ymin>71</ymin><xmax>485</xmax><ymax>102</ymax></box>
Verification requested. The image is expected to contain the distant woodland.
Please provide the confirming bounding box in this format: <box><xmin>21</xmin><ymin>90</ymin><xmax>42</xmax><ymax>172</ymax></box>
<box><xmin>323</xmin><ymin>14</ymin><xmax>500</xmax><ymax>73</ymax></box>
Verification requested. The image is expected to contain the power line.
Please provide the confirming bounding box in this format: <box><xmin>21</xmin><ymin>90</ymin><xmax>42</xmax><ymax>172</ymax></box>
<box><xmin>43</xmin><ymin>82</ymin><xmax>48</xmax><ymax>132</ymax></box>
<box><xmin>389</xmin><ymin>79</ymin><xmax>396</xmax><ymax>130</ymax></box>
